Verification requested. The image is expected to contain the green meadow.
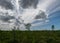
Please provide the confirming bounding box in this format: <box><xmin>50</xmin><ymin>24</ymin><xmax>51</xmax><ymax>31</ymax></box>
<box><xmin>0</xmin><ymin>30</ymin><xmax>60</xmax><ymax>43</ymax></box>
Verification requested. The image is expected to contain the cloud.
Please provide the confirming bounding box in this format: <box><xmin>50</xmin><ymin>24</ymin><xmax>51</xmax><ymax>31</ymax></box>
<box><xmin>0</xmin><ymin>0</ymin><xmax>60</xmax><ymax>30</ymax></box>
<box><xmin>0</xmin><ymin>15</ymin><xmax>15</xmax><ymax>22</ymax></box>
<box><xmin>32</xmin><ymin>19</ymin><xmax>49</xmax><ymax>26</ymax></box>
<box><xmin>0</xmin><ymin>0</ymin><xmax>59</xmax><ymax>24</ymax></box>
<box><xmin>49</xmin><ymin>7</ymin><xmax>60</xmax><ymax>15</ymax></box>
<box><xmin>0</xmin><ymin>0</ymin><xmax>13</xmax><ymax>9</ymax></box>
<box><xmin>20</xmin><ymin>0</ymin><xmax>39</xmax><ymax>9</ymax></box>
<box><xmin>21</xmin><ymin>8</ymin><xmax>39</xmax><ymax>24</ymax></box>
<box><xmin>21</xmin><ymin>0</ymin><xmax>60</xmax><ymax>25</ymax></box>
<box><xmin>46</xmin><ymin>0</ymin><xmax>60</xmax><ymax>14</ymax></box>
<box><xmin>35</xmin><ymin>10</ymin><xmax>47</xmax><ymax>19</ymax></box>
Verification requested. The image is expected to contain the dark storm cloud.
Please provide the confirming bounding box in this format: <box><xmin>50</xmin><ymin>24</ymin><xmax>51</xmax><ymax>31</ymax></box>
<box><xmin>35</xmin><ymin>10</ymin><xmax>46</xmax><ymax>19</ymax></box>
<box><xmin>0</xmin><ymin>0</ymin><xmax>13</xmax><ymax>9</ymax></box>
<box><xmin>20</xmin><ymin>0</ymin><xmax>39</xmax><ymax>9</ymax></box>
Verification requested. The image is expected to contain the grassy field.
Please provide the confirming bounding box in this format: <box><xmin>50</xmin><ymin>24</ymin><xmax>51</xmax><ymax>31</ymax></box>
<box><xmin>0</xmin><ymin>30</ymin><xmax>60</xmax><ymax>43</ymax></box>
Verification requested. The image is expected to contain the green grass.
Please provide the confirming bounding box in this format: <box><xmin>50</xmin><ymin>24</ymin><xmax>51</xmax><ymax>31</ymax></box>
<box><xmin>0</xmin><ymin>30</ymin><xmax>60</xmax><ymax>43</ymax></box>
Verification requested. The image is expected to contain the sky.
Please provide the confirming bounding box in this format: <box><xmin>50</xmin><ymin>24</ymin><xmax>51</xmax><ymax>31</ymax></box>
<box><xmin>0</xmin><ymin>0</ymin><xmax>60</xmax><ymax>30</ymax></box>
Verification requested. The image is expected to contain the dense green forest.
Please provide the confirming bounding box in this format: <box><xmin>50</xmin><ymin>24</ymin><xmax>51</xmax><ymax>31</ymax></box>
<box><xmin>0</xmin><ymin>30</ymin><xmax>60</xmax><ymax>43</ymax></box>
